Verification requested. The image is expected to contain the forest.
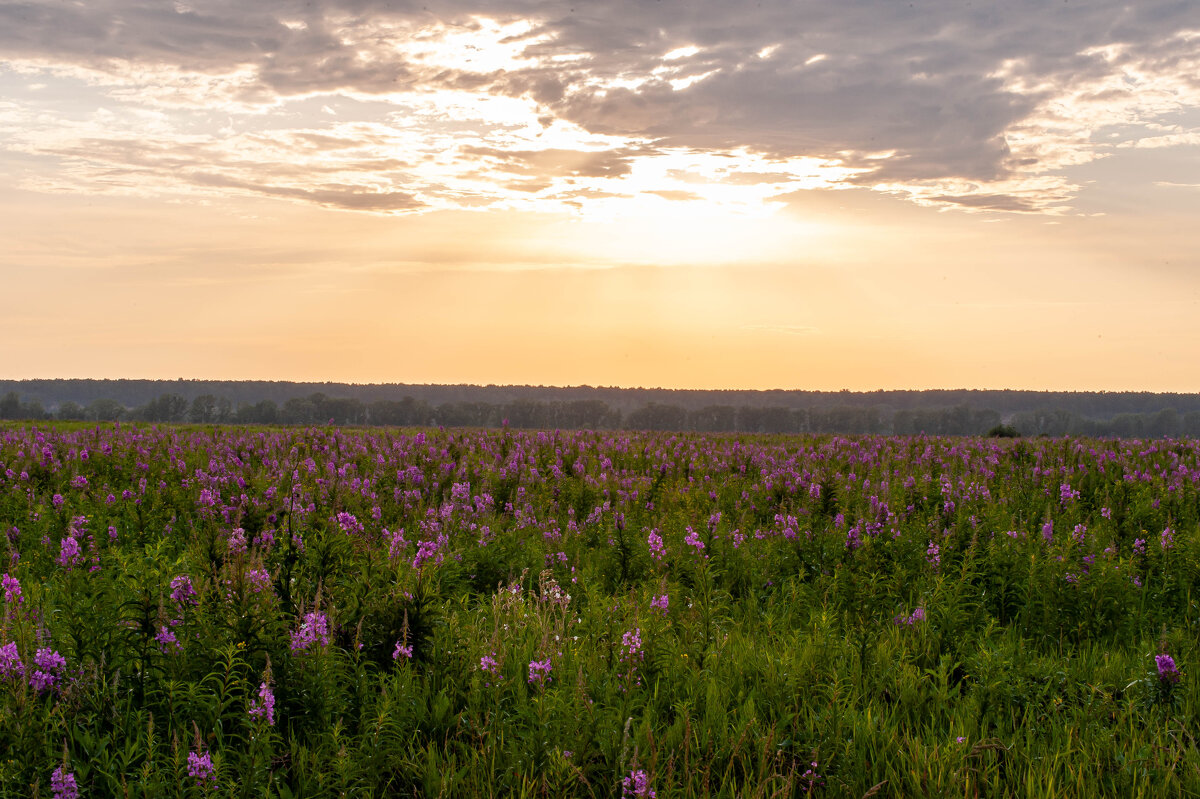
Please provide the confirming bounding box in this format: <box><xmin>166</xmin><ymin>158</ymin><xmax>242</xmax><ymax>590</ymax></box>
<box><xmin>3</xmin><ymin>380</ymin><xmax>1200</xmax><ymax>437</ymax></box>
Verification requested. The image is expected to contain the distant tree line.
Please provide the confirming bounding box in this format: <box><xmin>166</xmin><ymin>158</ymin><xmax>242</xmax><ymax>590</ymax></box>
<box><xmin>9</xmin><ymin>379</ymin><xmax>1200</xmax><ymax>419</ymax></box>
<box><xmin>6</xmin><ymin>388</ymin><xmax>1200</xmax><ymax>438</ymax></box>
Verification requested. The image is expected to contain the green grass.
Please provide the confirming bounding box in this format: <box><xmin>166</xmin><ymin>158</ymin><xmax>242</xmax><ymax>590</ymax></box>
<box><xmin>0</xmin><ymin>423</ymin><xmax>1197</xmax><ymax>796</ymax></box>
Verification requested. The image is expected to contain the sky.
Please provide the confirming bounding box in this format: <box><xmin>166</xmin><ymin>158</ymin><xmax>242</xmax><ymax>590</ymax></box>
<box><xmin>1</xmin><ymin>0</ymin><xmax>1199</xmax><ymax>391</ymax></box>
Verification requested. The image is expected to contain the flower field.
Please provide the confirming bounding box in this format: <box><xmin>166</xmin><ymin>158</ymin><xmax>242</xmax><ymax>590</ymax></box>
<box><xmin>1</xmin><ymin>422</ymin><xmax>1197</xmax><ymax>797</ymax></box>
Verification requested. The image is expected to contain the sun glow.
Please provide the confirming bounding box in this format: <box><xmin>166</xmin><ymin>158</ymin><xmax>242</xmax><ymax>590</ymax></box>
<box><xmin>402</xmin><ymin>17</ymin><xmax>551</xmax><ymax>72</ymax></box>
<box><xmin>568</xmin><ymin>196</ymin><xmax>833</xmax><ymax>267</ymax></box>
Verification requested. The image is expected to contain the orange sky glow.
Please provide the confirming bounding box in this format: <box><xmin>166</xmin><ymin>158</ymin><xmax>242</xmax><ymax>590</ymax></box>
<box><xmin>2</xmin><ymin>3</ymin><xmax>1198</xmax><ymax>391</ymax></box>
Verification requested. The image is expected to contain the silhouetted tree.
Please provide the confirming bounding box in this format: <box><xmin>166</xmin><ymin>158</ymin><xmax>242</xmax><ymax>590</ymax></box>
<box><xmin>0</xmin><ymin>392</ymin><xmax>19</xmax><ymax>419</ymax></box>
<box><xmin>85</xmin><ymin>399</ymin><xmax>126</xmax><ymax>422</ymax></box>
<box><xmin>56</xmin><ymin>401</ymin><xmax>85</xmax><ymax>421</ymax></box>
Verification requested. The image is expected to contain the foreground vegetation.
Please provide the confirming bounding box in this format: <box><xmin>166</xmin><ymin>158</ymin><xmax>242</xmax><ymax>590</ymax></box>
<box><xmin>1</xmin><ymin>422</ymin><xmax>1197</xmax><ymax>797</ymax></box>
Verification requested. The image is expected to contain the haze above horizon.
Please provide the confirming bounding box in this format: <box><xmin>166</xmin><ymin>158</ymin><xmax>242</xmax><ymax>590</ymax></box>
<box><xmin>2</xmin><ymin>1</ymin><xmax>1198</xmax><ymax>392</ymax></box>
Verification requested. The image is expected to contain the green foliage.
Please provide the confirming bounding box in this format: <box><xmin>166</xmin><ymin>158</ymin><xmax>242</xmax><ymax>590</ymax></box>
<box><xmin>986</xmin><ymin>424</ymin><xmax>1021</xmax><ymax>438</ymax></box>
<box><xmin>1</xmin><ymin>425</ymin><xmax>1198</xmax><ymax>796</ymax></box>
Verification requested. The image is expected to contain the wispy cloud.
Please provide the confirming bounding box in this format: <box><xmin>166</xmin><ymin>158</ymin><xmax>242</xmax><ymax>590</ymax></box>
<box><xmin>1</xmin><ymin>2</ymin><xmax>1198</xmax><ymax>217</ymax></box>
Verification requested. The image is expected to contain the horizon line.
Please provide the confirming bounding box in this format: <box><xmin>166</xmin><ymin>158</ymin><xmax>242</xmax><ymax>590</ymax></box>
<box><xmin>5</xmin><ymin>377</ymin><xmax>1200</xmax><ymax>396</ymax></box>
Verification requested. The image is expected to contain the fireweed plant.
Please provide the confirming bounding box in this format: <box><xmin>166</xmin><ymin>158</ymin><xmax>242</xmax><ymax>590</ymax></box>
<box><xmin>0</xmin><ymin>422</ymin><xmax>1197</xmax><ymax>796</ymax></box>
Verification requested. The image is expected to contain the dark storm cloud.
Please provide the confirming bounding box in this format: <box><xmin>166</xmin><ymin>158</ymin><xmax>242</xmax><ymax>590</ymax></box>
<box><xmin>2</xmin><ymin>0</ymin><xmax>1197</xmax><ymax>208</ymax></box>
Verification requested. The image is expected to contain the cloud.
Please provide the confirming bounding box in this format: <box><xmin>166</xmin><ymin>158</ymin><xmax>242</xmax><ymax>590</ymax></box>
<box><xmin>923</xmin><ymin>194</ymin><xmax>1045</xmax><ymax>214</ymax></box>
<box><xmin>647</xmin><ymin>190</ymin><xmax>702</xmax><ymax>202</ymax></box>
<box><xmin>189</xmin><ymin>172</ymin><xmax>425</xmax><ymax>212</ymax></box>
<box><xmin>1</xmin><ymin>0</ymin><xmax>1198</xmax><ymax>216</ymax></box>
<box><xmin>460</xmin><ymin>144</ymin><xmax>643</xmax><ymax>178</ymax></box>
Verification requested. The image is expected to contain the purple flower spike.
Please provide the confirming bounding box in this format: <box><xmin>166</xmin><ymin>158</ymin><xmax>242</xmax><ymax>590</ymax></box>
<box><xmin>156</xmin><ymin>625</ymin><xmax>182</xmax><ymax>654</ymax></box>
<box><xmin>170</xmin><ymin>575</ymin><xmax>198</xmax><ymax>607</ymax></box>
<box><xmin>290</xmin><ymin>610</ymin><xmax>331</xmax><ymax>652</ymax></box>
<box><xmin>622</xmin><ymin>768</ymin><xmax>656</xmax><ymax>798</ymax></box>
<box><xmin>30</xmin><ymin>647</ymin><xmax>67</xmax><ymax>693</ymax></box>
<box><xmin>527</xmin><ymin>658</ymin><xmax>552</xmax><ymax>685</ymax></box>
<box><xmin>50</xmin><ymin>766</ymin><xmax>79</xmax><ymax>799</ymax></box>
<box><xmin>1156</xmin><ymin>654</ymin><xmax>1181</xmax><ymax>685</ymax></box>
<box><xmin>0</xmin><ymin>642</ymin><xmax>23</xmax><ymax>680</ymax></box>
<box><xmin>249</xmin><ymin>681</ymin><xmax>276</xmax><ymax>726</ymax></box>
<box><xmin>1</xmin><ymin>573</ymin><xmax>21</xmax><ymax>604</ymax></box>
<box><xmin>188</xmin><ymin>749</ymin><xmax>216</xmax><ymax>789</ymax></box>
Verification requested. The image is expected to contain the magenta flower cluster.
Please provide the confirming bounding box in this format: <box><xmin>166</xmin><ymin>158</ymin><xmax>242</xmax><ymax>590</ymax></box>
<box><xmin>479</xmin><ymin>653</ymin><xmax>502</xmax><ymax>686</ymax></box>
<box><xmin>411</xmin><ymin>532</ymin><xmax>450</xmax><ymax>570</ymax></box>
<box><xmin>619</xmin><ymin>627</ymin><xmax>645</xmax><ymax>690</ymax></box>
<box><xmin>622</xmin><ymin>768</ymin><xmax>656</xmax><ymax>798</ymax></box>
<box><xmin>290</xmin><ymin>610</ymin><xmax>331</xmax><ymax>652</ymax></box>
<box><xmin>0</xmin><ymin>642</ymin><xmax>23</xmax><ymax>680</ymax></box>
<box><xmin>527</xmin><ymin>658</ymin><xmax>552</xmax><ymax>685</ymax></box>
<box><xmin>249</xmin><ymin>681</ymin><xmax>276</xmax><ymax>725</ymax></box>
<box><xmin>1156</xmin><ymin>654</ymin><xmax>1180</xmax><ymax>685</ymax></box>
<box><xmin>155</xmin><ymin>625</ymin><xmax>181</xmax><ymax>654</ymax></box>
<box><xmin>187</xmin><ymin>749</ymin><xmax>216</xmax><ymax>789</ymax></box>
<box><xmin>50</xmin><ymin>766</ymin><xmax>79</xmax><ymax>799</ymax></box>
<box><xmin>1160</xmin><ymin>527</ymin><xmax>1175</xmax><ymax>551</ymax></box>
<box><xmin>1</xmin><ymin>573</ymin><xmax>21</xmax><ymax>604</ymax></box>
<box><xmin>246</xmin><ymin>568</ymin><xmax>271</xmax><ymax>592</ymax></box>
<box><xmin>30</xmin><ymin>647</ymin><xmax>68</xmax><ymax>693</ymax></box>
<box><xmin>647</xmin><ymin>529</ymin><xmax>665</xmax><ymax>561</ymax></box>
<box><xmin>57</xmin><ymin>535</ymin><xmax>82</xmax><ymax>570</ymax></box>
<box><xmin>170</xmin><ymin>575</ymin><xmax>197</xmax><ymax>606</ymax></box>
<box><xmin>226</xmin><ymin>527</ymin><xmax>248</xmax><ymax>554</ymax></box>
<box><xmin>800</xmin><ymin>760</ymin><xmax>824</xmax><ymax>792</ymax></box>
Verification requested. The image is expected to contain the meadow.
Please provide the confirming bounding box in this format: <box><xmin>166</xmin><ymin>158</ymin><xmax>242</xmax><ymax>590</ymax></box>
<box><xmin>0</xmin><ymin>422</ymin><xmax>1197</xmax><ymax>797</ymax></box>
